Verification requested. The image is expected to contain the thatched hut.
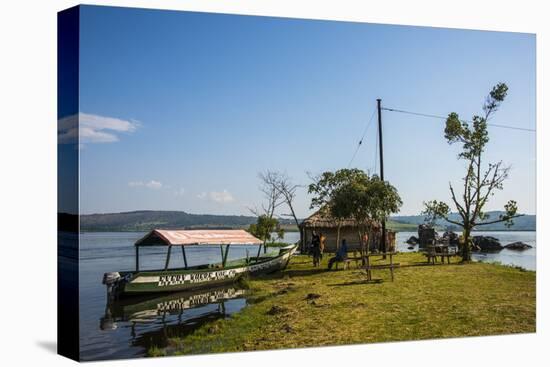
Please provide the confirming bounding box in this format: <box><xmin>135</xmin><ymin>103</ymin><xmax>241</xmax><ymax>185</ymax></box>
<box><xmin>299</xmin><ymin>210</ymin><xmax>396</xmax><ymax>253</ymax></box>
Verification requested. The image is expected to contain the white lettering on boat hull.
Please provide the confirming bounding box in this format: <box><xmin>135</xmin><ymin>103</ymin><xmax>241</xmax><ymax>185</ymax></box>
<box><xmin>129</xmin><ymin>247</ymin><xmax>294</xmax><ymax>288</ymax></box>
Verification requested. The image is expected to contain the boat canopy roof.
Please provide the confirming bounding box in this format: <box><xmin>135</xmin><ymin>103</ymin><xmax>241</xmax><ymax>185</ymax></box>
<box><xmin>135</xmin><ymin>229</ymin><xmax>263</xmax><ymax>246</ymax></box>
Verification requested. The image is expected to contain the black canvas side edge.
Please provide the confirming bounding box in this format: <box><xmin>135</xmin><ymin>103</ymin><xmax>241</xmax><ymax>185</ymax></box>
<box><xmin>57</xmin><ymin>5</ymin><xmax>80</xmax><ymax>362</ymax></box>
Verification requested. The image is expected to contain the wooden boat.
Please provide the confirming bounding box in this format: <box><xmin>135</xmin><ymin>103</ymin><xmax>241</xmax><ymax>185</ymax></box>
<box><xmin>103</xmin><ymin>229</ymin><xmax>297</xmax><ymax>299</ymax></box>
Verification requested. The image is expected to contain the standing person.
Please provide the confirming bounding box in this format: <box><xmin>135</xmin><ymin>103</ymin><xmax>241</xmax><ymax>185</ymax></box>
<box><xmin>328</xmin><ymin>239</ymin><xmax>348</xmax><ymax>270</ymax></box>
<box><xmin>319</xmin><ymin>232</ymin><xmax>326</xmax><ymax>261</ymax></box>
<box><xmin>311</xmin><ymin>231</ymin><xmax>321</xmax><ymax>267</ymax></box>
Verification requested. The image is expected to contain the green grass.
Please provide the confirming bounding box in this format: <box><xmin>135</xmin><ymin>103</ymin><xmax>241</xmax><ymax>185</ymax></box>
<box><xmin>149</xmin><ymin>252</ymin><xmax>535</xmax><ymax>356</ymax></box>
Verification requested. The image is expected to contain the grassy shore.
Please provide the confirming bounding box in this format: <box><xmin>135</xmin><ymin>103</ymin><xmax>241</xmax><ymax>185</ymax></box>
<box><xmin>150</xmin><ymin>253</ymin><xmax>535</xmax><ymax>356</ymax></box>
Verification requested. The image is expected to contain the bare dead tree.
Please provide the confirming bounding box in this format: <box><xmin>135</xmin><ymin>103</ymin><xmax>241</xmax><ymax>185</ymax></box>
<box><xmin>249</xmin><ymin>171</ymin><xmax>286</xmax><ymax>253</ymax></box>
<box><xmin>257</xmin><ymin>171</ymin><xmax>286</xmax><ymax>218</ymax></box>
<box><xmin>255</xmin><ymin>170</ymin><xmax>306</xmax><ymax>248</ymax></box>
<box><xmin>273</xmin><ymin>173</ymin><xmax>301</xmax><ymax>228</ymax></box>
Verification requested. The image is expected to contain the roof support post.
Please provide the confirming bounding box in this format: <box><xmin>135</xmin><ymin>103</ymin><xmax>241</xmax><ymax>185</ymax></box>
<box><xmin>164</xmin><ymin>245</ymin><xmax>172</xmax><ymax>271</ymax></box>
<box><xmin>255</xmin><ymin>242</ymin><xmax>263</xmax><ymax>262</ymax></box>
<box><xmin>135</xmin><ymin>246</ymin><xmax>140</xmax><ymax>272</ymax></box>
<box><xmin>181</xmin><ymin>246</ymin><xmax>188</xmax><ymax>269</ymax></box>
<box><xmin>220</xmin><ymin>244</ymin><xmax>225</xmax><ymax>268</ymax></box>
<box><xmin>222</xmin><ymin>244</ymin><xmax>230</xmax><ymax>267</ymax></box>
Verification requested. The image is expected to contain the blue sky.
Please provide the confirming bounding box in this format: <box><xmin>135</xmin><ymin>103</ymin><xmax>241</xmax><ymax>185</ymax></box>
<box><xmin>72</xmin><ymin>5</ymin><xmax>536</xmax><ymax>217</ymax></box>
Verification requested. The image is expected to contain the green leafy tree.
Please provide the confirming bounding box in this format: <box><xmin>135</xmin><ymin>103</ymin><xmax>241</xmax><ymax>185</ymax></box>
<box><xmin>248</xmin><ymin>215</ymin><xmax>284</xmax><ymax>245</ymax></box>
<box><xmin>309</xmin><ymin>169</ymin><xmax>402</xmax><ymax>253</ymax></box>
<box><xmin>423</xmin><ymin>83</ymin><xmax>522</xmax><ymax>261</ymax></box>
<box><xmin>308</xmin><ymin>169</ymin><xmax>367</xmax><ymax>249</ymax></box>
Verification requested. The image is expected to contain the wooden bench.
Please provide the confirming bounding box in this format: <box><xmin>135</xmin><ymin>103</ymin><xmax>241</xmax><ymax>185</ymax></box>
<box><xmin>363</xmin><ymin>252</ymin><xmax>399</xmax><ymax>282</ymax></box>
<box><xmin>334</xmin><ymin>256</ymin><xmax>362</xmax><ymax>270</ymax></box>
<box><xmin>363</xmin><ymin>263</ymin><xmax>400</xmax><ymax>281</ymax></box>
<box><xmin>423</xmin><ymin>245</ymin><xmax>458</xmax><ymax>264</ymax></box>
<box><xmin>424</xmin><ymin>252</ymin><xmax>456</xmax><ymax>264</ymax></box>
<box><xmin>334</xmin><ymin>258</ymin><xmax>351</xmax><ymax>270</ymax></box>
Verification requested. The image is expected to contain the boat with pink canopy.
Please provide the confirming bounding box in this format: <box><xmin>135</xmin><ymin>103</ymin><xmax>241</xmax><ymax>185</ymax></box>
<box><xmin>103</xmin><ymin>229</ymin><xmax>297</xmax><ymax>299</ymax></box>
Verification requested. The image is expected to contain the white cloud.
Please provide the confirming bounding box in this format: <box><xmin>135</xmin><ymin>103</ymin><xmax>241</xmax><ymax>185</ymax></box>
<box><xmin>174</xmin><ymin>187</ymin><xmax>185</xmax><ymax>196</ymax></box>
<box><xmin>196</xmin><ymin>190</ymin><xmax>235</xmax><ymax>203</ymax></box>
<box><xmin>209</xmin><ymin>190</ymin><xmax>235</xmax><ymax>203</ymax></box>
<box><xmin>128</xmin><ymin>180</ymin><xmax>163</xmax><ymax>189</ymax></box>
<box><xmin>58</xmin><ymin>113</ymin><xmax>139</xmax><ymax>145</ymax></box>
<box><xmin>145</xmin><ymin>180</ymin><xmax>163</xmax><ymax>189</ymax></box>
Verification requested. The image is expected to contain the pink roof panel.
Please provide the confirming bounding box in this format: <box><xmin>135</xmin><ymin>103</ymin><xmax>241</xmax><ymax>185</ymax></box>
<box><xmin>135</xmin><ymin>229</ymin><xmax>262</xmax><ymax>246</ymax></box>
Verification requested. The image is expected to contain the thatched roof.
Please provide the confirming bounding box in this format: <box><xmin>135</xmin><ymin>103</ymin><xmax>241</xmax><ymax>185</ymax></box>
<box><xmin>299</xmin><ymin>210</ymin><xmax>381</xmax><ymax>229</ymax></box>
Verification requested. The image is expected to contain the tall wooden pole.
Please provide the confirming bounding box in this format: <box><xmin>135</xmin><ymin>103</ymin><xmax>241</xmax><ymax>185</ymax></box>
<box><xmin>377</xmin><ymin>99</ymin><xmax>387</xmax><ymax>256</ymax></box>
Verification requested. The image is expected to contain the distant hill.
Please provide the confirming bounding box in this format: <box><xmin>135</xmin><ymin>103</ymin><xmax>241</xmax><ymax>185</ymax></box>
<box><xmin>80</xmin><ymin>210</ymin><xmax>297</xmax><ymax>232</ymax></box>
<box><xmin>80</xmin><ymin>210</ymin><xmax>259</xmax><ymax>232</ymax></box>
<box><xmin>391</xmin><ymin>211</ymin><xmax>536</xmax><ymax>231</ymax></box>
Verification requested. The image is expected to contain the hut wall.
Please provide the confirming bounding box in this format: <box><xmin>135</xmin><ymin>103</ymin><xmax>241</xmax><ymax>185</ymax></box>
<box><xmin>324</xmin><ymin>227</ymin><xmax>360</xmax><ymax>252</ymax></box>
<box><xmin>303</xmin><ymin>226</ymin><xmax>396</xmax><ymax>253</ymax></box>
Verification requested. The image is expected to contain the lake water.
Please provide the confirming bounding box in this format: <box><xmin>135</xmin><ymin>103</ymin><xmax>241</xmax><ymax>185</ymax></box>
<box><xmin>78</xmin><ymin>230</ymin><xmax>535</xmax><ymax>360</ymax></box>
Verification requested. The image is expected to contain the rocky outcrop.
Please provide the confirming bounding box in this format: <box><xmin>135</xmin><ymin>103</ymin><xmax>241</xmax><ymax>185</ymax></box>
<box><xmin>472</xmin><ymin>236</ymin><xmax>503</xmax><ymax>252</ymax></box>
<box><xmin>406</xmin><ymin>236</ymin><xmax>419</xmax><ymax>245</ymax></box>
<box><xmin>442</xmin><ymin>231</ymin><xmax>459</xmax><ymax>245</ymax></box>
<box><xmin>418</xmin><ymin>224</ymin><xmax>437</xmax><ymax>245</ymax></box>
<box><xmin>504</xmin><ymin>241</ymin><xmax>533</xmax><ymax>251</ymax></box>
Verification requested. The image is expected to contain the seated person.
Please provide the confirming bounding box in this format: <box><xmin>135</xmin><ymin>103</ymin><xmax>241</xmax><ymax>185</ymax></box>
<box><xmin>328</xmin><ymin>239</ymin><xmax>348</xmax><ymax>270</ymax></box>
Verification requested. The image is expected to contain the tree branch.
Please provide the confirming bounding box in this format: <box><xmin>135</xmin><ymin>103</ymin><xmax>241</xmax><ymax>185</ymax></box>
<box><xmin>449</xmin><ymin>183</ymin><xmax>467</xmax><ymax>218</ymax></box>
<box><xmin>474</xmin><ymin>214</ymin><xmax>523</xmax><ymax>226</ymax></box>
<box><xmin>441</xmin><ymin>217</ymin><xmax>464</xmax><ymax>227</ymax></box>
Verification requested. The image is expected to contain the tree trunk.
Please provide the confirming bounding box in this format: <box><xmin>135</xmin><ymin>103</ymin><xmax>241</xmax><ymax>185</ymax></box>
<box><xmin>299</xmin><ymin>227</ymin><xmax>305</xmax><ymax>253</ymax></box>
<box><xmin>358</xmin><ymin>227</ymin><xmax>367</xmax><ymax>266</ymax></box>
<box><xmin>287</xmin><ymin>200</ymin><xmax>301</xmax><ymax>246</ymax></box>
<box><xmin>462</xmin><ymin>226</ymin><xmax>472</xmax><ymax>262</ymax></box>
<box><xmin>336</xmin><ymin>223</ymin><xmax>341</xmax><ymax>251</ymax></box>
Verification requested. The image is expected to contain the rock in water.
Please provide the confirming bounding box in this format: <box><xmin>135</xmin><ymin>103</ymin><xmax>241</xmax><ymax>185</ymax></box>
<box><xmin>406</xmin><ymin>236</ymin><xmax>419</xmax><ymax>245</ymax></box>
<box><xmin>504</xmin><ymin>241</ymin><xmax>533</xmax><ymax>251</ymax></box>
<box><xmin>472</xmin><ymin>236</ymin><xmax>503</xmax><ymax>252</ymax></box>
<box><xmin>418</xmin><ymin>224</ymin><xmax>437</xmax><ymax>245</ymax></box>
<box><xmin>442</xmin><ymin>231</ymin><xmax>459</xmax><ymax>245</ymax></box>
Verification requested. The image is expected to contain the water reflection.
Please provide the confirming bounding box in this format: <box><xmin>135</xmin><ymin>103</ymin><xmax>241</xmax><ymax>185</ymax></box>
<box><xmin>95</xmin><ymin>286</ymin><xmax>246</xmax><ymax>360</ymax></box>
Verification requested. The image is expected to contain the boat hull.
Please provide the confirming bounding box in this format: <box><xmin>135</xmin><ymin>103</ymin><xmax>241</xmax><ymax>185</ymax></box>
<box><xmin>107</xmin><ymin>244</ymin><xmax>296</xmax><ymax>298</ymax></box>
